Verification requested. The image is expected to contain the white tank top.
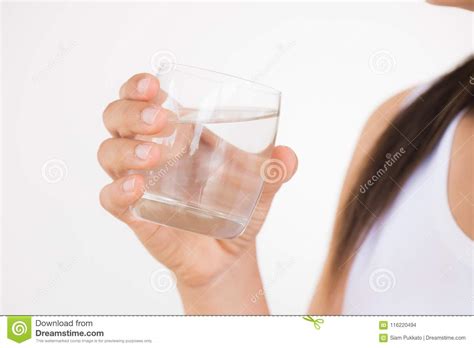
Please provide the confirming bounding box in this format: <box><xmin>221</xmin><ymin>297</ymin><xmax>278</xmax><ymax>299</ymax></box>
<box><xmin>342</xmin><ymin>88</ymin><xmax>473</xmax><ymax>315</ymax></box>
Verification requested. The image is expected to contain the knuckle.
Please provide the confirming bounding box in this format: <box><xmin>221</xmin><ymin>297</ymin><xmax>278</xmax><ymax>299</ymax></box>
<box><xmin>99</xmin><ymin>186</ymin><xmax>110</xmax><ymax>211</ymax></box>
<box><xmin>117</xmin><ymin>139</ymin><xmax>134</xmax><ymax>159</ymax></box>
<box><xmin>123</xmin><ymin>101</ymin><xmax>139</xmax><ymax>123</ymax></box>
<box><xmin>102</xmin><ymin>100</ymin><xmax>122</xmax><ymax>135</ymax></box>
<box><xmin>97</xmin><ymin>138</ymin><xmax>113</xmax><ymax>164</ymax></box>
<box><xmin>103</xmin><ymin>100</ymin><xmax>120</xmax><ymax>120</ymax></box>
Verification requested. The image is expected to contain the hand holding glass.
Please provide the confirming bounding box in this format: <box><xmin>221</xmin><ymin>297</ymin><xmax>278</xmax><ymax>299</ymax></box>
<box><xmin>131</xmin><ymin>65</ymin><xmax>281</xmax><ymax>239</ymax></box>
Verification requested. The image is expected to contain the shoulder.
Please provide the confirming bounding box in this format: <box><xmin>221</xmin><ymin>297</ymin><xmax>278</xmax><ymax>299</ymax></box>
<box><xmin>340</xmin><ymin>88</ymin><xmax>414</xmax><ymax>198</ymax></box>
<box><xmin>357</xmin><ymin>89</ymin><xmax>413</xmax><ymax>160</ymax></box>
<box><xmin>448</xmin><ymin>106</ymin><xmax>473</xmax><ymax>239</ymax></box>
<box><xmin>309</xmin><ymin>87</ymin><xmax>415</xmax><ymax>314</ymax></box>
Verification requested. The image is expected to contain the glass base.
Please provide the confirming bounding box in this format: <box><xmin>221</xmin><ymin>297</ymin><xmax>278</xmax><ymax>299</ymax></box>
<box><xmin>132</xmin><ymin>193</ymin><xmax>247</xmax><ymax>239</ymax></box>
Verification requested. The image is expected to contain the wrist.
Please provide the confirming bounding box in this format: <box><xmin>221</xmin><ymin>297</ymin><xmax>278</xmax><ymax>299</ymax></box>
<box><xmin>177</xmin><ymin>245</ymin><xmax>268</xmax><ymax>314</ymax></box>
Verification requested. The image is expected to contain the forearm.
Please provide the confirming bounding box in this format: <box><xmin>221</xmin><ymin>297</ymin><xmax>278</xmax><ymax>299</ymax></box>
<box><xmin>178</xmin><ymin>245</ymin><xmax>269</xmax><ymax>314</ymax></box>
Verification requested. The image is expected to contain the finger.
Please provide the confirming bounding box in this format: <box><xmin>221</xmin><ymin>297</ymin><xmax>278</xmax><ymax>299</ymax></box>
<box><xmin>118</xmin><ymin>73</ymin><xmax>169</xmax><ymax>105</ymax></box>
<box><xmin>236</xmin><ymin>146</ymin><xmax>297</xmax><ymax>242</ymax></box>
<box><xmin>98</xmin><ymin>138</ymin><xmax>162</xmax><ymax>178</ymax></box>
<box><xmin>99</xmin><ymin>175</ymin><xmax>192</xmax><ymax>271</ymax></box>
<box><xmin>99</xmin><ymin>174</ymin><xmax>145</xmax><ymax>223</ymax></box>
<box><xmin>119</xmin><ymin>73</ymin><xmax>160</xmax><ymax>101</ymax></box>
<box><xmin>103</xmin><ymin>99</ymin><xmax>171</xmax><ymax>138</ymax></box>
<box><xmin>259</xmin><ymin>145</ymin><xmax>298</xmax><ymax>202</ymax></box>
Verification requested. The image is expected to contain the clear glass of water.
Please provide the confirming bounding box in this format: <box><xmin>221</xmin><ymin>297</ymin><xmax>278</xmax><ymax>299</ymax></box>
<box><xmin>131</xmin><ymin>64</ymin><xmax>280</xmax><ymax>239</ymax></box>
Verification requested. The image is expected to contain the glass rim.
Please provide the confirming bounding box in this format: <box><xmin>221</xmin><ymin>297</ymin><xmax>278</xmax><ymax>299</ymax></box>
<box><xmin>160</xmin><ymin>63</ymin><xmax>282</xmax><ymax>96</ymax></box>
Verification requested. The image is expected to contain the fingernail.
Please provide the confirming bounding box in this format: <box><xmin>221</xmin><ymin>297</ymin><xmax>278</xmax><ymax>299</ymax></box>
<box><xmin>136</xmin><ymin>78</ymin><xmax>151</xmax><ymax>95</ymax></box>
<box><xmin>141</xmin><ymin>107</ymin><xmax>160</xmax><ymax>125</ymax></box>
<box><xmin>135</xmin><ymin>143</ymin><xmax>153</xmax><ymax>160</ymax></box>
<box><xmin>122</xmin><ymin>177</ymin><xmax>135</xmax><ymax>192</ymax></box>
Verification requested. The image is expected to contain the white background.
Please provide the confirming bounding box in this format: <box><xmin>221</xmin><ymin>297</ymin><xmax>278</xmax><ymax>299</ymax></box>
<box><xmin>1</xmin><ymin>1</ymin><xmax>472</xmax><ymax>314</ymax></box>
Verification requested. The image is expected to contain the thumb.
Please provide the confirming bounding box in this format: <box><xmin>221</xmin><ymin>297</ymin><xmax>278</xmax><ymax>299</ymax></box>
<box><xmin>238</xmin><ymin>146</ymin><xmax>298</xmax><ymax>242</ymax></box>
<box><xmin>259</xmin><ymin>145</ymin><xmax>298</xmax><ymax>204</ymax></box>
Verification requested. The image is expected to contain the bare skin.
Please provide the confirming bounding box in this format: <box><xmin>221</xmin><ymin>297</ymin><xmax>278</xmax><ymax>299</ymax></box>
<box><xmin>308</xmin><ymin>88</ymin><xmax>413</xmax><ymax>313</ymax></box>
<box><xmin>307</xmin><ymin>0</ymin><xmax>474</xmax><ymax>315</ymax></box>
<box><xmin>99</xmin><ymin>78</ymin><xmax>472</xmax><ymax>315</ymax></box>
<box><xmin>98</xmin><ymin>2</ymin><xmax>472</xmax><ymax>315</ymax></box>
<box><xmin>427</xmin><ymin>0</ymin><xmax>474</xmax><ymax>11</ymax></box>
<box><xmin>98</xmin><ymin>73</ymin><xmax>297</xmax><ymax>314</ymax></box>
<box><xmin>308</xmin><ymin>90</ymin><xmax>473</xmax><ymax>314</ymax></box>
<box><xmin>448</xmin><ymin>109</ymin><xmax>473</xmax><ymax>240</ymax></box>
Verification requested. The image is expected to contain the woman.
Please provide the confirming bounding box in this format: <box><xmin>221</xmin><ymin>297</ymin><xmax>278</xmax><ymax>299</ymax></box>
<box><xmin>98</xmin><ymin>0</ymin><xmax>473</xmax><ymax>314</ymax></box>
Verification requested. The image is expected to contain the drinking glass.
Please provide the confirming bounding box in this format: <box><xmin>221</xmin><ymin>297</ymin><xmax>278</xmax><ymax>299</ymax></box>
<box><xmin>131</xmin><ymin>64</ymin><xmax>281</xmax><ymax>239</ymax></box>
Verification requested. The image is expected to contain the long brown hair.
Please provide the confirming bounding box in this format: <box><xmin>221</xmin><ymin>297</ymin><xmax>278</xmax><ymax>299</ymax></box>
<box><xmin>317</xmin><ymin>56</ymin><xmax>474</xmax><ymax>313</ymax></box>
